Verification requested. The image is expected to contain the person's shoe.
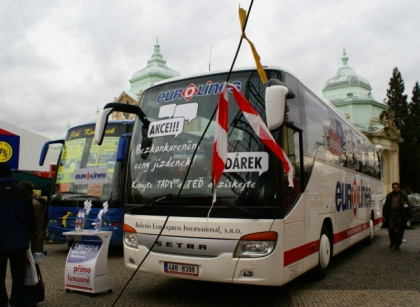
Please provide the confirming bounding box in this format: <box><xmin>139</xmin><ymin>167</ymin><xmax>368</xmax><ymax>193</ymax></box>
<box><xmin>395</xmin><ymin>245</ymin><xmax>400</xmax><ymax>250</ymax></box>
<box><xmin>389</xmin><ymin>244</ymin><xmax>394</xmax><ymax>249</ymax></box>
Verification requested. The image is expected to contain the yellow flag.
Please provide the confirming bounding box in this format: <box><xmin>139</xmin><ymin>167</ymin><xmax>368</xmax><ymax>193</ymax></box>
<box><xmin>239</xmin><ymin>7</ymin><xmax>247</xmax><ymax>30</ymax></box>
<box><xmin>244</xmin><ymin>37</ymin><xmax>268</xmax><ymax>84</ymax></box>
<box><xmin>238</xmin><ymin>6</ymin><xmax>268</xmax><ymax>84</ymax></box>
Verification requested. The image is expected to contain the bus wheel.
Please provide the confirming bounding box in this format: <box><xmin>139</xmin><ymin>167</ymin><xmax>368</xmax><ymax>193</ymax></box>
<box><xmin>364</xmin><ymin>219</ymin><xmax>374</xmax><ymax>246</ymax></box>
<box><xmin>312</xmin><ymin>225</ymin><xmax>331</xmax><ymax>280</ymax></box>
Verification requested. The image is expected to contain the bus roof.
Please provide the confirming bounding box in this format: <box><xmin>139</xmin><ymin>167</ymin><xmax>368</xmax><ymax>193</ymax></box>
<box><xmin>147</xmin><ymin>66</ymin><xmax>374</xmax><ymax>144</ymax></box>
<box><xmin>150</xmin><ymin>66</ymin><xmax>295</xmax><ymax>88</ymax></box>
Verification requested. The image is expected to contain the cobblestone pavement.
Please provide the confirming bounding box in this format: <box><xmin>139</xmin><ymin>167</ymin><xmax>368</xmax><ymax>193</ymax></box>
<box><xmin>5</xmin><ymin>224</ymin><xmax>420</xmax><ymax>307</ymax></box>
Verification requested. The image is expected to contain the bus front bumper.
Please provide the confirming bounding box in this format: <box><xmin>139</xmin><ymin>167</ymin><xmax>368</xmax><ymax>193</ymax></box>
<box><xmin>123</xmin><ymin>245</ymin><xmax>283</xmax><ymax>286</ymax></box>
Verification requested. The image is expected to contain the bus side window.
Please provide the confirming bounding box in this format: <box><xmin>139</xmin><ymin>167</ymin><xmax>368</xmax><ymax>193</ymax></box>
<box><xmin>283</xmin><ymin>73</ymin><xmax>301</xmax><ymax>128</ymax></box>
<box><xmin>283</xmin><ymin>125</ymin><xmax>302</xmax><ymax>216</ymax></box>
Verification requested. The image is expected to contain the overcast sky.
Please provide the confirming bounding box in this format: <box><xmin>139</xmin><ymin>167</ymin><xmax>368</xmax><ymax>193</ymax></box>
<box><xmin>1</xmin><ymin>0</ymin><xmax>419</xmax><ymax>139</ymax></box>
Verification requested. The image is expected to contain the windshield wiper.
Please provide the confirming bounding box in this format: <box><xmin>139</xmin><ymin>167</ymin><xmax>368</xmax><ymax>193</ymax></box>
<box><xmin>67</xmin><ymin>195</ymin><xmax>103</xmax><ymax>201</ymax></box>
<box><xmin>126</xmin><ymin>195</ymin><xmax>172</xmax><ymax>213</ymax></box>
<box><xmin>224</xmin><ymin>202</ymin><xmax>258</xmax><ymax>218</ymax></box>
<box><xmin>142</xmin><ymin>194</ymin><xmax>173</xmax><ymax>205</ymax></box>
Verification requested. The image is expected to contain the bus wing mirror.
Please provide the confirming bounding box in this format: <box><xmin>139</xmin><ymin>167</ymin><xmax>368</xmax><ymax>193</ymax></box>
<box><xmin>116</xmin><ymin>133</ymin><xmax>132</xmax><ymax>162</ymax></box>
<box><xmin>39</xmin><ymin>139</ymin><xmax>65</xmax><ymax>166</ymax></box>
<box><xmin>95</xmin><ymin>108</ymin><xmax>113</xmax><ymax>145</ymax></box>
<box><xmin>265</xmin><ymin>79</ymin><xmax>295</xmax><ymax>130</ymax></box>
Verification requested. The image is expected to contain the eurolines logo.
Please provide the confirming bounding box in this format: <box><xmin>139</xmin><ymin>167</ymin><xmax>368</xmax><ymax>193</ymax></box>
<box><xmin>73</xmin><ymin>168</ymin><xmax>108</xmax><ymax>185</ymax></box>
<box><xmin>335</xmin><ymin>177</ymin><xmax>371</xmax><ymax>215</ymax></box>
<box><xmin>74</xmin><ymin>172</ymin><xmax>106</xmax><ymax>180</ymax></box>
<box><xmin>156</xmin><ymin>80</ymin><xmax>242</xmax><ymax>104</ymax></box>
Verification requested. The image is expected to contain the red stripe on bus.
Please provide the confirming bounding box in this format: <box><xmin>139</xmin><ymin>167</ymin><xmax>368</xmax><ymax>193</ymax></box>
<box><xmin>333</xmin><ymin>222</ymin><xmax>370</xmax><ymax>243</ymax></box>
<box><xmin>284</xmin><ymin>220</ymin><xmax>378</xmax><ymax>267</ymax></box>
<box><xmin>374</xmin><ymin>217</ymin><xmax>383</xmax><ymax>225</ymax></box>
<box><xmin>283</xmin><ymin>241</ymin><xmax>319</xmax><ymax>267</ymax></box>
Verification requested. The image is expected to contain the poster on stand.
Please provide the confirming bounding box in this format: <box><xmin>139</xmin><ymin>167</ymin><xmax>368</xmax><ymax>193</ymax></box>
<box><xmin>65</xmin><ymin>241</ymin><xmax>102</xmax><ymax>291</ymax></box>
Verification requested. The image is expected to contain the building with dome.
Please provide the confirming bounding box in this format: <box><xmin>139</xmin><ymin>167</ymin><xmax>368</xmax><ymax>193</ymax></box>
<box><xmin>322</xmin><ymin>49</ymin><xmax>401</xmax><ymax>193</ymax></box>
<box><xmin>111</xmin><ymin>39</ymin><xmax>180</xmax><ymax>120</ymax></box>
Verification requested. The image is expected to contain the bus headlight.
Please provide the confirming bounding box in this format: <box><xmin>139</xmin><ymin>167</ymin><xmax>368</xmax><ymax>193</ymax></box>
<box><xmin>123</xmin><ymin>224</ymin><xmax>138</xmax><ymax>248</ymax></box>
<box><xmin>234</xmin><ymin>231</ymin><xmax>277</xmax><ymax>258</ymax></box>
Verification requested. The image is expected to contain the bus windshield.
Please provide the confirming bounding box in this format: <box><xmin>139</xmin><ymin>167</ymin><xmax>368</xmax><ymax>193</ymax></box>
<box><xmin>128</xmin><ymin>70</ymin><xmax>298</xmax><ymax>218</ymax></box>
<box><xmin>53</xmin><ymin>123</ymin><xmax>130</xmax><ymax>208</ymax></box>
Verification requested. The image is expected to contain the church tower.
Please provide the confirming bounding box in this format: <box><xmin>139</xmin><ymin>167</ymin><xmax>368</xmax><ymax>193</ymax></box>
<box><xmin>112</xmin><ymin>39</ymin><xmax>180</xmax><ymax>120</ymax></box>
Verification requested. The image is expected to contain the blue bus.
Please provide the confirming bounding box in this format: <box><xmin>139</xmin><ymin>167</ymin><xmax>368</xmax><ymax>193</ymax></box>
<box><xmin>39</xmin><ymin>120</ymin><xmax>133</xmax><ymax>246</ymax></box>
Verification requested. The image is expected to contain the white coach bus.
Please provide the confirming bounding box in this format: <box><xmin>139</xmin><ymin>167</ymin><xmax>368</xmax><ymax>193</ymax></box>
<box><xmin>95</xmin><ymin>67</ymin><xmax>383</xmax><ymax>286</ymax></box>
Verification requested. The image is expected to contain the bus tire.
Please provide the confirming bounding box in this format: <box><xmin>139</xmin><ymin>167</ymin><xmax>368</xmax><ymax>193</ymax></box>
<box><xmin>363</xmin><ymin>219</ymin><xmax>374</xmax><ymax>246</ymax></box>
<box><xmin>312</xmin><ymin>225</ymin><xmax>331</xmax><ymax>280</ymax></box>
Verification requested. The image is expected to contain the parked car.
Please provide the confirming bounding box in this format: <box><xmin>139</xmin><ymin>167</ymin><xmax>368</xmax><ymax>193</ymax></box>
<box><xmin>381</xmin><ymin>193</ymin><xmax>420</xmax><ymax>228</ymax></box>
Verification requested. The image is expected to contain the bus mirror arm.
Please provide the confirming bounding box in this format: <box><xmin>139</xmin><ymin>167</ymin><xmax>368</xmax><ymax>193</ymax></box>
<box><xmin>39</xmin><ymin>145</ymin><xmax>48</xmax><ymax>166</ymax></box>
<box><xmin>102</xmin><ymin>102</ymin><xmax>149</xmax><ymax>126</ymax></box>
<box><xmin>39</xmin><ymin>139</ymin><xmax>64</xmax><ymax>166</ymax></box>
<box><xmin>95</xmin><ymin>102</ymin><xmax>150</xmax><ymax>146</ymax></box>
<box><xmin>265</xmin><ymin>79</ymin><xmax>295</xmax><ymax>131</ymax></box>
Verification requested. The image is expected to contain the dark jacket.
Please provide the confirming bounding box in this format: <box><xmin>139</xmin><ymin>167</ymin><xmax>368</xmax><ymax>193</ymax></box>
<box><xmin>0</xmin><ymin>177</ymin><xmax>36</xmax><ymax>254</ymax></box>
<box><xmin>31</xmin><ymin>196</ymin><xmax>45</xmax><ymax>252</ymax></box>
<box><xmin>382</xmin><ymin>190</ymin><xmax>412</xmax><ymax>221</ymax></box>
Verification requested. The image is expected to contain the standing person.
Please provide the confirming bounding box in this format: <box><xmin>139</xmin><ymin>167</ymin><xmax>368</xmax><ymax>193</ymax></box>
<box><xmin>382</xmin><ymin>182</ymin><xmax>412</xmax><ymax>249</ymax></box>
<box><xmin>0</xmin><ymin>163</ymin><xmax>36</xmax><ymax>307</ymax></box>
<box><xmin>19</xmin><ymin>181</ymin><xmax>44</xmax><ymax>253</ymax></box>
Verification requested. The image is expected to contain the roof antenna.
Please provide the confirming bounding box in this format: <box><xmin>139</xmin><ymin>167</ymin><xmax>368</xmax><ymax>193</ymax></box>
<box><xmin>209</xmin><ymin>46</ymin><xmax>212</xmax><ymax>71</ymax></box>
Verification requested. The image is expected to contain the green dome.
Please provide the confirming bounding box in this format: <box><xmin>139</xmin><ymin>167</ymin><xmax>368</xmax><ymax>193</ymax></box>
<box><xmin>322</xmin><ymin>49</ymin><xmax>375</xmax><ymax>103</ymax></box>
<box><xmin>322</xmin><ymin>49</ymin><xmax>387</xmax><ymax>132</ymax></box>
<box><xmin>129</xmin><ymin>38</ymin><xmax>180</xmax><ymax>93</ymax></box>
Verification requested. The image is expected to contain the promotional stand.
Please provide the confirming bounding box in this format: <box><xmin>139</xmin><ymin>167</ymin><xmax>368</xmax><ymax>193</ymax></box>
<box><xmin>63</xmin><ymin>231</ymin><xmax>113</xmax><ymax>294</ymax></box>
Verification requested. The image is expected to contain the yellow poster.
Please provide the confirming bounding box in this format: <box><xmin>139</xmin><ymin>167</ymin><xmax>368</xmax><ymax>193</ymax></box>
<box><xmin>87</xmin><ymin>137</ymin><xmax>119</xmax><ymax>178</ymax></box>
<box><xmin>56</xmin><ymin>139</ymin><xmax>86</xmax><ymax>183</ymax></box>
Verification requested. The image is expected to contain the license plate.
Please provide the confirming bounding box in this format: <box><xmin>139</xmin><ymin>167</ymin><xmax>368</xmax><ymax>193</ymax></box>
<box><xmin>164</xmin><ymin>262</ymin><xmax>199</xmax><ymax>276</ymax></box>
